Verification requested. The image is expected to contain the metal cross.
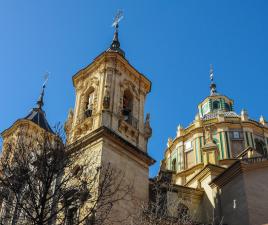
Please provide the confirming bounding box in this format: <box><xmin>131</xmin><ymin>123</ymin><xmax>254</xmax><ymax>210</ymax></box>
<box><xmin>112</xmin><ymin>10</ymin><xmax>124</xmax><ymax>29</ymax></box>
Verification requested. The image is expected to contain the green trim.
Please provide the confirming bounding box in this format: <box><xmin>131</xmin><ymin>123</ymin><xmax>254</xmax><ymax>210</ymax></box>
<box><xmin>200</xmin><ymin>106</ymin><xmax>203</xmax><ymax>117</ymax></box>
<box><xmin>199</xmin><ymin>136</ymin><xmax>203</xmax><ymax>162</ymax></box>
<box><xmin>245</xmin><ymin>132</ymin><xmax>250</xmax><ymax>147</ymax></box>
<box><xmin>220</xmin><ymin>132</ymin><xmax>224</xmax><ymax>159</ymax></box>
<box><xmin>208</xmin><ymin>99</ymin><xmax>212</xmax><ymax>113</ymax></box>
<box><xmin>220</xmin><ymin>98</ymin><xmax>224</xmax><ymax>110</ymax></box>
<box><xmin>225</xmin><ymin>132</ymin><xmax>231</xmax><ymax>158</ymax></box>
<box><xmin>195</xmin><ymin>138</ymin><xmax>199</xmax><ymax>163</ymax></box>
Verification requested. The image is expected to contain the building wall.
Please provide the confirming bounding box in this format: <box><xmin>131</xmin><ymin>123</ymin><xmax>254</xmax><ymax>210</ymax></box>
<box><xmin>101</xmin><ymin>138</ymin><xmax>149</xmax><ymax>223</ymax></box>
<box><xmin>165</xmin><ymin>123</ymin><xmax>268</xmax><ymax>174</ymax></box>
<box><xmin>199</xmin><ymin>175</ymin><xmax>216</xmax><ymax>223</ymax></box>
<box><xmin>217</xmin><ymin>174</ymin><xmax>249</xmax><ymax>225</ymax></box>
<box><xmin>244</xmin><ymin>167</ymin><xmax>268</xmax><ymax>225</ymax></box>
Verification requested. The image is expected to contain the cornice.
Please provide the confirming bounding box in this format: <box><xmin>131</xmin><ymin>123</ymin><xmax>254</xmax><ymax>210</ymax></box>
<box><xmin>67</xmin><ymin>126</ymin><xmax>155</xmax><ymax>166</ymax></box>
<box><xmin>185</xmin><ymin>164</ymin><xmax>225</xmax><ymax>187</ymax></box>
<box><xmin>198</xmin><ymin>95</ymin><xmax>234</xmax><ymax>108</ymax></box>
<box><xmin>1</xmin><ymin>119</ymin><xmax>51</xmax><ymax>139</ymax></box>
<box><xmin>174</xmin><ymin>163</ymin><xmax>204</xmax><ymax>178</ymax></box>
<box><xmin>72</xmin><ymin>51</ymin><xmax>151</xmax><ymax>93</ymax></box>
<box><xmin>210</xmin><ymin>159</ymin><xmax>268</xmax><ymax>188</ymax></box>
<box><xmin>165</xmin><ymin>117</ymin><xmax>268</xmax><ymax>154</ymax></box>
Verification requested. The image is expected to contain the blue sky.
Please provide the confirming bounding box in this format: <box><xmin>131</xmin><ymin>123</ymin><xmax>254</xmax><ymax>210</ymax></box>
<box><xmin>0</xmin><ymin>0</ymin><xmax>268</xmax><ymax>177</ymax></box>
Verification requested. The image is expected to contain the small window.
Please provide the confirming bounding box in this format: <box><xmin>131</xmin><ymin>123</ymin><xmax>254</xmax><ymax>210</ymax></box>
<box><xmin>185</xmin><ymin>140</ymin><xmax>193</xmax><ymax>152</ymax></box>
<box><xmin>230</xmin><ymin>131</ymin><xmax>243</xmax><ymax>140</ymax></box>
<box><xmin>233</xmin><ymin>131</ymin><xmax>240</xmax><ymax>139</ymax></box>
<box><xmin>213</xmin><ymin>101</ymin><xmax>220</xmax><ymax>110</ymax></box>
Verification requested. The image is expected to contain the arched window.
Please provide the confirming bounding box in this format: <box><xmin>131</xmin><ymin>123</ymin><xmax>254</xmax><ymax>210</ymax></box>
<box><xmin>213</xmin><ymin>101</ymin><xmax>220</xmax><ymax>110</ymax></box>
<box><xmin>122</xmin><ymin>90</ymin><xmax>133</xmax><ymax>123</ymax></box>
<box><xmin>84</xmin><ymin>89</ymin><xmax>94</xmax><ymax>118</ymax></box>
<box><xmin>255</xmin><ymin>139</ymin><xmax>267</xmax><ymax>157</ymax></box>
<box><xmin>225</xmin><ymin>103</ymin><xmax>230</xmax><ymax>111</ymax></box>
<box><xmin>171</xmin><ymin>158</ymin><xmax>177</xmax><ymax>171</ymax></box>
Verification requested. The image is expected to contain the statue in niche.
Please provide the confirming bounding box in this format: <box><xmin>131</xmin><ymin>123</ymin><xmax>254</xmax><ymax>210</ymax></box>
<box><xmin>144</xmin><ymin>113</ymin><xmax>152</xmax><ymax>139</ymax></box>
<box><xmin>205</xmin><ymin>126</ymin><xmax>214</xmax><ymax>143</ymax></box>
<box><xmin>84</xmin><ymin>90</ymin><xmax>94</xmax><ymax>118</ymax></box>
<box><xmin>103</xmin><ymin>86</ymin><xmax>110</xmax><ymax>109</ymax></box>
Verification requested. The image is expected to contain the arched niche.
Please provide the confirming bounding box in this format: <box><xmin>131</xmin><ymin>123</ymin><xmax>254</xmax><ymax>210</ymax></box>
<box><xmin>81</xmin><ymin>86</ymin><xmax>95</xmax><ymax>119</ymax></box>
<box><xmin>171</xmin><ymin>158</ymin><xmax>177</xmax><ymax>172</ymax></box>
<box><xmin>122</xmin><ymin>89</ymin><xmax>134</xmax><ymax>122</ymax></box>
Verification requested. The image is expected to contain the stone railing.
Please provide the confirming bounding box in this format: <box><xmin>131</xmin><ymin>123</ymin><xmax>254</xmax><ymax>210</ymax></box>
<box><xmin>119</xmin><ymin>113</ymin><xmax>139</xmax><ymax>129</ymax></box>
<box><xmin>242</xmin><ymin>156</ymin><xmax>268</xmax><ymax>164</ymax></box>
<box><xmin>76</xmin><ymin>109</ymin><xmax>93</xmax><ymax>125</ymax></box>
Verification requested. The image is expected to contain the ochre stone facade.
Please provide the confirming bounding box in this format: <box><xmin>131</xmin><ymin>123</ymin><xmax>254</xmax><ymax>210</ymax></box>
<box><xmin>161</xmin><ymin>66</ymin><xmax>268</xmax><ymax>224</ymax></box>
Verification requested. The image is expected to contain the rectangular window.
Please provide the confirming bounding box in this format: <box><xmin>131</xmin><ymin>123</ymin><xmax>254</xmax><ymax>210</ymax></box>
<box><xmin>199</xmin><ymin>136</ymin><xmax>203</xmax><ymax>162</ymax></box>
<box><xmin>246</xmin><ymin>132</ymin><xmax>250</xmax><ymax>146</ymax></box>
<box><xmin>185</xmin><ymin>140</ymin><xmax>193</xmax><ymax>152</ymax></box>
<box><xmin>186</xmin><ymin>150</ymin><xmax>195</xmax><ymax>169</ymax></box>
<box><xmin>230</xmin><ymin>131</ymin><xmax>243</xmax><ymax>140</ymax></box>
<box><xmin>233</xmin><ymin>131</ymin><xmax>240</xmax><ymax>139</ymax></box>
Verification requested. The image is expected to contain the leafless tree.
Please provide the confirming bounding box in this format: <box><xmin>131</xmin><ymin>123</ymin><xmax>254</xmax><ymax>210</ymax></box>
<box><xmin>130</xmin><ymin>171</ymin><xmax>195</xmax><ymax>225</ymax></box>
<box><xmin>0</xmin><ymin>127</ymin><xmax>132</xmax><ymax>225</ymax></box>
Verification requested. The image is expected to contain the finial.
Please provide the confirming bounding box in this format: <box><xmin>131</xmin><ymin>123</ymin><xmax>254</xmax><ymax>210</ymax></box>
<box><xmin>209</xmin><ymin>64</ymin><xmax>217</xmax><ymax>95</ymax></box>
<box><xmin>260</xmin><ymin>115</ymin><xmax>266</xmax><ymax>126</ymax></box>
<box><xmin>112</xmin><ymin>10</ymin><xmax>123</xmax><ymax>30</ymax></box>
<box><xmin>108</xmin><ymin>10</ymin><xmax>125</xmax><ymax>56</ymax></box>
<box><xmin>241</xmin><ymin>109</ymin><xmax>249</xmax><ymax>121</ymax></box>
<box><xmin>37</xmin><ymin>73</ymin><xmax>49</xmax><ymax>110</ymax></box>
<box><xmin>210</xmin><ymin>64</ymin><xmax>214</xmax><ymax>82</ymax></box>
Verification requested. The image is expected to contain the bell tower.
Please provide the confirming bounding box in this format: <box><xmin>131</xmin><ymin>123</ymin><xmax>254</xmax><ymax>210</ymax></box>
<box><xmin>65</xmin><ymin>20</ymin><xmax>152</xmax><ymax>153</ymax></box>
<box><xmin>64</xmin><ymin>14</ymin><xmax>155</xmax><ymax>222</ymax></box>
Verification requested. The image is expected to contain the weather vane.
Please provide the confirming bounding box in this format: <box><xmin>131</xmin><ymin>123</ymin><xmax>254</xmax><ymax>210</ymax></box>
<box><xmin>210</xmin><ymin>64</ymin><xmax>214</xmax><ymax>82</ymax></box>
<box><xmin>43</xmin><ymin>72</ymin><xmax>49</xmax><ymax>88</ymax></box>
<box><xmin>112</xmin><ymin>10</ymin><xmax>124</xmax><ymax>29</ymax></box>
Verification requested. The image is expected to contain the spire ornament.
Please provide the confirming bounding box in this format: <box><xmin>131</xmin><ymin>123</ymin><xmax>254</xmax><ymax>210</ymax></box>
<box><xmin>209</xmin><ymin>64</ymin><xmax>217</xmax><ymax>95</ymax></box>
<box><xmin>37</xmin><ymin>73</ymin><xmax>49</xmax><ymax>110</ymax></box>
<box><xmin>107</xmin><ymin>10</ymin><xmax>125</xmax><ymax>57</ymax></box>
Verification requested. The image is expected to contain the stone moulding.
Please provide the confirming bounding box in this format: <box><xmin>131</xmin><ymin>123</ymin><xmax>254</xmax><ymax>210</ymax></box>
<box><xmin>67</xmin><ymin>126</ymin><xmax>155</xmax><ymax>166</ymax></box>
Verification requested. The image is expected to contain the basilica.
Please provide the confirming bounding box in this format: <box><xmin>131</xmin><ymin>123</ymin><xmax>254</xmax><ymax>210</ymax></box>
<box><xmin>1</xmin><ymin>21</ymin><xmax>268</xmax><ymax>225</ymax></box>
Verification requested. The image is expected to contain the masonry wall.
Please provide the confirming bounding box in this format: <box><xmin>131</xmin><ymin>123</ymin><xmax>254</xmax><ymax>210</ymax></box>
<box><xmin>217</xmin><ymin>174</ymin><xmax>249</xmax><ymax>225</ymax></box>
<box><xmin>244</xmin><ymin>167</ymin><xmax>268</xmax><ymax>225</ymax></box>
<box><xmin>101</xmin><ymin>138</ymin><xmax>149</xmax><ymax>224</ymax></box>
<box><xmin>199</xmin><ymin>175</ymin><xmax>215</xmax><ymax>223</ymax></box>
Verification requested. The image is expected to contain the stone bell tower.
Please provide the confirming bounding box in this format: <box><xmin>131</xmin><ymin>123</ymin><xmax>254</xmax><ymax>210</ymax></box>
<box><xmin>65</xmin><ymin>25</ymin><xmax>152</xmax><ymax>154</ymax></box>
<box><xmin>64</xmin><ymin>17</ymin><xmax>155</xmax><ymax>222</ymax></box>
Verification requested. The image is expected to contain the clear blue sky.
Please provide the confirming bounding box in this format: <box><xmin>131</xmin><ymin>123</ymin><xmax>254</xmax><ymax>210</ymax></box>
<box><xmin>0</xmin><ymin>0</ymin><xmax>268</xmax><ymax>177</ymax></box>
